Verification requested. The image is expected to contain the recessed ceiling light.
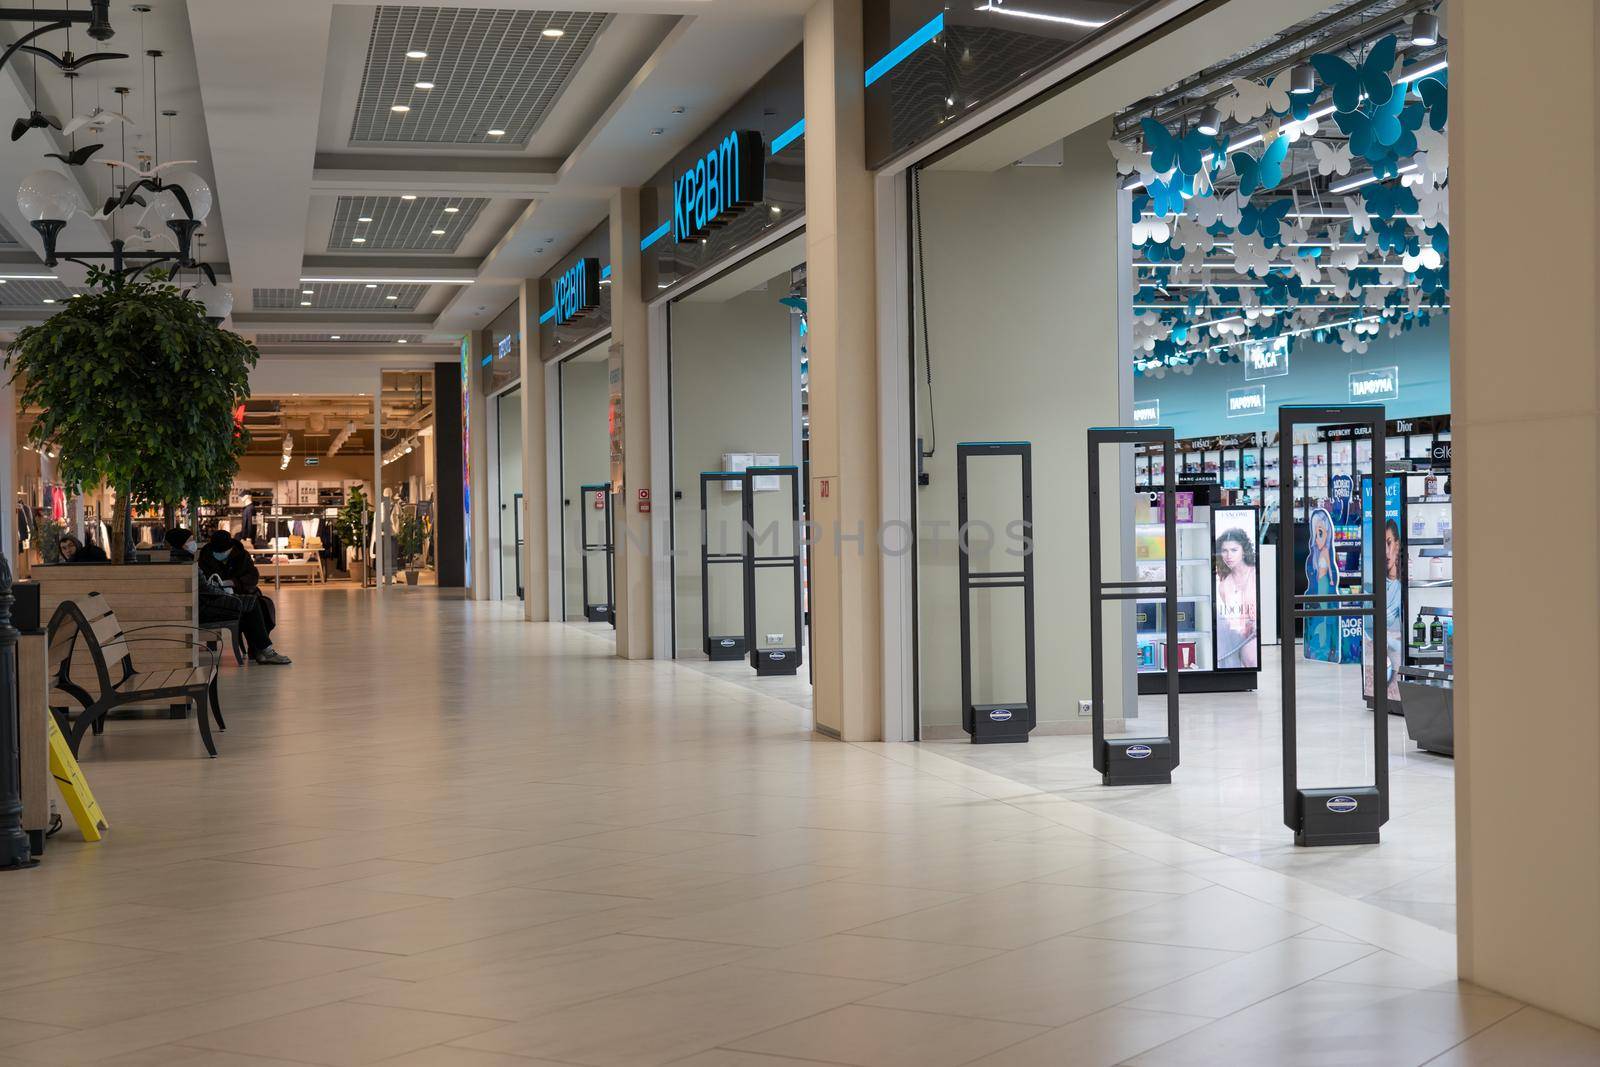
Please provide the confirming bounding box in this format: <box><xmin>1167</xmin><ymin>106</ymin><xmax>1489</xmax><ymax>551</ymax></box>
<box><xmin>397</xmin><ymin>339</ymin><xmax>408</xmax><ymax>344</ymax></box>
<box><xmin>302</xmin><ymin>289</ymin><xmax>314</xmax><ymax>295</ymax></box>
<box><xmin>431</xmin><ymin>228</ymin><xmax>446</xmax><ymax>235</ymax></box>
<box><xmin>443</xmin><ymin>206</ymin><xmax>460</xmax><ymax>213</ymax></box>
<box><xmin>391</xmin><ymin>105</ymin><xmax>411</xmax><ymax>114</ymax></box>
<box><xmin>649</xmin><ymin>128</ymin><xmax>665</xmax><ymax>136</ymax></box>
<box><xmin>405</xmin><ymin>50</ymin><xmax>428</xmax><ymax>59</ymax></box>
<box><xmin>486</xmin><ymin>128</ymin><xmax>506</xmax><ymax>137</ymax></box>
<box><xmin>541</xmin><ymin>27</ymin><xmax>564</xmax><ymax>38</ymax></box>
<box><xmin>401</xmin><ymin>194</ymin><xmax>417</xmax><ymax>200</ymax></box>
<box><xmin>386</xmin><ymin>294</ymin><xmax>399</xmax><ymax>300</ymax></box>
<box><xmin>414</xmin><ymin>81</ymin><xmax>434</xmax><ymax>90</ymax></box>
<box><xmin>352</xmin><ymin>236</ymin><xmax>367</xmax><ymax>243</ymax></box>
<box><xmin>357</xmin><ymin>216</ymin><xmax>372</xmax><ymax>223</ymax></box>
<box><xmin>300</xmin><ymin>300</ymin><xmax>312</xmax><ymax>306</ymax></box>
<box><xmin>366</xmin><ymin>283</ymin><xmax>378</xmax><ymax>289</ymax></box>
<box><xmin>330</xmin><ymin>335</ymin><xmax>341</xmax><ymax>340</ymax></box>
<box><xmin>42</xmin><ymin>298</ymin><xmax>55</xmax><ymax>303</ymax></box>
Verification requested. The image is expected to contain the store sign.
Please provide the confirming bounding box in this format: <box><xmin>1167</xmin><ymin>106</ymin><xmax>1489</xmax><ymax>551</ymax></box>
<box><xmin>496</xmin><ymin>333</ymin><xmax>516</xmax><ymax>360</ymax></box>
<box><xmin>1349</xmin><ymin>366</ymin><xmax>1399</xmax><ymax>402</ymax></box>
<box><xmin>1132</xmin><ymin>399</ymin><xmax>1160</xmax><ymax>424</ymax></box>
<box><xmin>1244</xmin><ymin>338</ymin><xmax>1289</xmax><ymax>380</ymax></box>
<box><xmin>1431</xmin><ymin>441</ymin><xmax>1452</xmax><ymax>467</ymax></box>
<box><xmin>673</xmin><ymin>129</ymin><xmax>765</xmax><ymax>243</ymax></box>
<box><xmin>554</xmin><ymin>258</ymin><xmax>601</xmax><ymax>326</ymax></box>
<box><xmin>1226</xmin><ymin>385</ymin><xmax>1266</xmax><ymax>418</ymax></box>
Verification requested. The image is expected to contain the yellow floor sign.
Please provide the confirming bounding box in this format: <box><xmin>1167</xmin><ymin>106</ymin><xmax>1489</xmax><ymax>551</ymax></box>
<box><xmin>47</xmin><ymin>718</ymin><xmax>109</xmax><ymax>842</ymax></box>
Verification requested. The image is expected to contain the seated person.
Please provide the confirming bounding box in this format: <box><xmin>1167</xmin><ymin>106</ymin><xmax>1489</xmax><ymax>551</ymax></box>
<box><xmin>165</xmin><ymin>527</ymin><xmax>198</xmax><ymax>562</ymax></box>
<box><xmin>197</xmin><ymin>530</ymin><xmax>291</xmax><ymax>666</ymax></box>
<box><xmin>57</xmin><ymin>533</ymin><xmax>109</xmax><ymax>563</ymax></box>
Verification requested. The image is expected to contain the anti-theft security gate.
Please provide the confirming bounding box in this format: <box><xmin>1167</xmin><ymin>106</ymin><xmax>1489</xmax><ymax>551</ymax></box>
<box><xmin>742</xmin><ymin>465</ymin><xmax>803</xmax><ymax>676</ymax></box>
<box><xmin>1279</xmin><ymin>405</ymin><xmax>1388</xmax><ymax>846</ymax></box>
<box><xmin>1087</xmin><ymin>426</ymin><xmax>1180</xmax><ymax>784</ymax></box>
<box><xmin>579</xmin><ymin>482</ymin><xmax>614</xmax><ymax>625</ymax></box>
<box><xmin>700</xmin><ymin>471</ymin><xmax>747</xmax><ymax>660</ymax></box>
<box><xmin>958</xmin><ymin>442</ymin><xmax>1036</xmax><ymax>743</ymax></box>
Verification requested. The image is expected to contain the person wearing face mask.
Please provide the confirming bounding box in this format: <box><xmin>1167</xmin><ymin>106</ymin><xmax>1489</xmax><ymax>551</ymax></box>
<box><xmin>197</xmin><ymin>530</ymin><xmax>291</xmax><ymax>665</ymax></box>
<box><xmin>166</xmin><ymin>527</ymin><xmax>199</xmax><ymax>561</ymax></box>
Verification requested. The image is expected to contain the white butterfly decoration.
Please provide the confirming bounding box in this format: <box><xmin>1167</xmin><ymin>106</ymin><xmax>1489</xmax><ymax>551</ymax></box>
<box><xmin>1401</xmin><ymin>245</ymin><xmax>1443</xmax><ymax>272</ymax></box>
<box><xmin>1190</xmin><ymin>194</ymin><xmax>1223</xmax><ymax>229</ymax></box>
<box><xmin>1232</xmin><ymin>233</ymin><xmax>1278</xmax><ymax>277</ymax></box>
<box><xmin>1130</xmin><ymin>214</ymin><xmax>1171</xmax><ymax>245</ymax></box>
<box><xmin>1312</xmin><ymin>139</ymin><xmax>1353</xmax><ymax>176</ymax></box>
<box><xmin>1343</xmin><ymin>195</ymin><xmax>1373</xmax><ymax>235</ymax></box>
<box><xmin>1415</xmin><ymin>181</ymin><xmax>1448</xmax><ymax>229</ymax></box>
<box><xmin>1415</xmin><ymin>125</ymin><xmax>1448</xmax><ymax>175</ymax></box>
<box><xmin>1223</xmin><ymin>71</ymin><xmax>1293</xmax><ymax>121</ymax></box>
<box><xmin>1289</xmin><ymin>254</ymin><xmax>1322</xmax><ymax>286</ymax></box>
<box><xmin>1171</xmin><ymin>215</ymin><xmax>1215</xmax><ymax>255</ymax></box>
<box><xmin>1385</xmin><ymin>320</ymin><xmax>1404</xmax><ymax>339</ymax></box>
<box><xmin>1218</xmin><ymin>193</ymin><xmax>1243</xmax><ymax>230</ymax></box>
<box><xmin>1325</xmin><ymin>267</ymin><xmax>1356</xmax><ymax>298</ymax></box>
<box><xmin>1407</xmin><ymin>290</ymin><xmax>1425</xmax><ymax>318</ymax></box>
<box><xmin>1210</xmin><ymin>317</ymin><xmax>1247</xmax><ymax>339</ymax></box>
<box><xmin>1108</xmin><ymin>139</ymin><xmax>1160</xmax><ymax>188</ymax></box>
<box><xmin>1285</xmin><ymin>220</ymin><xmax>1310</xmax><ymax>247</ymax></box>
<box><xmin>1340</xmin><ymin>330</ymin><xmax>1370</xmax><ymax>354</ymax></box>
<box><xmin>1354</xmin><ymin>318</ymin><xmax>1382</xmax><ymax>337</ymax></box>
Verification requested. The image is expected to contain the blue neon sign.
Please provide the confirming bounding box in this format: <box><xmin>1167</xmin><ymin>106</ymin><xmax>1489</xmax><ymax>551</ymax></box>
<box><xmin>672</xmin><ymin>129</ymin><xmax>765</xmax><ymax>244</ymax></box>
<box><xmin>554</xmin><ymin>258</ymin><xmax>600</xmax><ymax>325</ymax></box>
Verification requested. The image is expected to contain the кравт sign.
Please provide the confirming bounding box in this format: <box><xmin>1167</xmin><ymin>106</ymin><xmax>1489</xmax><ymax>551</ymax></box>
<box><xmin>673</xmin><ymin>130</ymin><xmax>765</xmax><ymax>243</ymax></box>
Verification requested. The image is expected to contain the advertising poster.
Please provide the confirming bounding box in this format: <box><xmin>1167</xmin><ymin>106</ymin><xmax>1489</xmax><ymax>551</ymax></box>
<box><xmin>1303</xmin><ymin>506</ymin><xmax>1341</xmax><ymax>662</ymax></box>
<box><xmin>1212</xmin><ymin>507</ymin><xmax>1260</xmax><ymax>670</ymax></box>
<box><xmin>1362</xmin><ymin>474</ymin><xmax>1406</xmax><ymax>705</ymax></box>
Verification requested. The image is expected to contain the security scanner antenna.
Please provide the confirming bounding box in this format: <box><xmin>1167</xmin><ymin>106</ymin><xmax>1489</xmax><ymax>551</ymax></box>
<box><xmin>1279</xmin><ymin>405</ymin><xmax>1389</xmax><ymax>846</ymax></box>
<box><xmin>957</xmin><ymin>442</ymin><xmax>1036</xmax><ymax>743</ymax></box>
<box><xmin>741</xmin><ymin>465</ymin><xmax>803</xmax><ymax>676</ymax></box>
<box><xmin>579</xmin><ymin>483</ymin><xmax>614</xmax><ymax>625</ymax></box>
<box><xmin>1087</xmin><ymin>427</ymin><xmax>1179</xmax><ymax>784</ymax></box>
<box><xmin>700</xmin><ymin>471</ymin><xmax>748</xmax><ymax>660</ymax></box>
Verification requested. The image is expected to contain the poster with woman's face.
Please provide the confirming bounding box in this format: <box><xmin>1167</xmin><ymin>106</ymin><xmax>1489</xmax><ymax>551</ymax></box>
<box><xmin>1212</xmin><ymin>507</ymin><xmax>1260</xmax><ymax>671</ymax></box>
<box><xmin>1362</xmin><ymin>475</ymin><xmax>1406</xmax><ymax>705</ymax></box>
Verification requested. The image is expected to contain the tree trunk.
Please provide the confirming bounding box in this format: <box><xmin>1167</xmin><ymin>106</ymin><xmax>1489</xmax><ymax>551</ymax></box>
<box><xmin>107</xmin><ymin>487</ymin><xmax>130</xmax><ymax>565</ymax></box>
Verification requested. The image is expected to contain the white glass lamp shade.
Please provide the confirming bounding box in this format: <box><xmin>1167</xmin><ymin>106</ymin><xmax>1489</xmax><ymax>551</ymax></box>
<box><xmin>193</xmin><ymin>279</ymin><xmax>233</xmax><ymax>320</ymax></box>
<box><xmin>153</xmin><ymin>170</ymin><xmax>213</xmax><ymax>222</ymax></box>
<box><xmin>17</xmin><ymin>170</ymin><xmax>80</xmax><ymax>222</ymax></box>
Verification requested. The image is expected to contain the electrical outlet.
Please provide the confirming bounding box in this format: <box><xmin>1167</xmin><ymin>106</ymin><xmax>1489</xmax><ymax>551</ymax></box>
<box><xmin>1078</xmin><ymin>699</ymin><xmax>1093</xmax><ymax>718</ymax></box>
<box><xmin>766</xmin><ymin>633</ymin><xmax>785</xmax><ymax>646</ymax></box>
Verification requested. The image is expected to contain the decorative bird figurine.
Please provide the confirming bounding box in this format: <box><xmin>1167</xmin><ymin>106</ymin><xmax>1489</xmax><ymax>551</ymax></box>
<box><xmin>46</xmin><ymin>143</ymin><xmax>104</xmax><ymax>167</ymax></box>
<box><xmin>10</xmin><ymin>108</ymin><xmax>62</xmax><ymax>141</ymax></box>
<box><xmin>62</xmin><ymin>105</ymin><xmax>133</xmax><ymax>136</ymax></box>
<box><xmin>14</xmin><ymin>45</ymin><xmax>128</xmax><ymax>72</ymax></box>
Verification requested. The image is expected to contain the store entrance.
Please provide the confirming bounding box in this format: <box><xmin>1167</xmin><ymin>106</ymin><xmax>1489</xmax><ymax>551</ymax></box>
<box><xmin>667</xmin><ymin>234</ymin><xmax>810</xmax><ymax>705</ymax></box>
<box><xmin>558</xmin><ymin>341</ymin><xmax>615</xmax><ymax>636</ymax></box>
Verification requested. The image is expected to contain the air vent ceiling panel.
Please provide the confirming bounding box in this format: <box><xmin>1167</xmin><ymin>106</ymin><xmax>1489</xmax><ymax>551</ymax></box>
<box><xmin>254</xmin><ymin>284</ymin><xmax>430</xmax><ymax>311</ymax></box>
<box><xmin>330</xmin><ymin>195</ymin><xmax>487</xmax><ymax>252</ymax></box>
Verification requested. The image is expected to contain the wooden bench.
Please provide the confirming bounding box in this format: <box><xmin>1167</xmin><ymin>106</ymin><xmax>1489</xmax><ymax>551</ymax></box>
<box><xmin>47</xmin><ymin>593</ymin><xmax>226</xmax><ymax>758</ymax></box>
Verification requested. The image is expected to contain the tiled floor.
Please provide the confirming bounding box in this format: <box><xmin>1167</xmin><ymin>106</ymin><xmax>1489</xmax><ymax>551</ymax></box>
<box><xmin>3</xmin><ymin>589</ymin><xmax>1594</xmax><ymax>1065</ymax></box>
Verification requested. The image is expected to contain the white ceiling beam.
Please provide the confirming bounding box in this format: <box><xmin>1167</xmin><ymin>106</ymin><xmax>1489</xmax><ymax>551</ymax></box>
<box><xmin>309</xmin><ymin>156</ymin><xmax>560</xmax><ymax>198</ymax></box>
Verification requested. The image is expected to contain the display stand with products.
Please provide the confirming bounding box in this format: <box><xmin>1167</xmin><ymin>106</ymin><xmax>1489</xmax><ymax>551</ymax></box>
<box><xmin>579</xmin><ymin>483</ymin><xmax>614</xmax><ymax>625</ymax></box>
<box><xmin>1278</xmin><ymin>405</ymin><xmax>1390</xmax><ymax>848</ymax></box>
<box><xmin>699</xmin><ymin>471</ymin><xmax>747</xmax><ymax>660</ymax></box>
<box><xmin>956</xmin><ymin>442</ymin><xmax>1036</xmax><ymax>744</ymax></box>
<box><xmin>741</xmin><ymin>466</ymin><xmax>803</xmax><ymax>677</ymax></box>
<box><xmin>1087</xmin><ymin>427</ymin><xmax>1179</xmax><ymax>785</ymax></box>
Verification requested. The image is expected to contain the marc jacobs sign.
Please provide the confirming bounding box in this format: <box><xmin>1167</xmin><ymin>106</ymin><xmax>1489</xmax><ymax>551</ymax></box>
<box><xmin>673</xmin><ymin>129</ymin><xmax>765</xmax><ymax>244</ymax></box>
<box><xmin>554</xmin><ymin>258</ymin><xmax>601</xmax><ymax>326</ymax></box>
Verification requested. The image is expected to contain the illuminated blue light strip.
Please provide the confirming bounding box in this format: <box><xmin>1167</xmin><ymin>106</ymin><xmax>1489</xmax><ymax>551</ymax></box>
<box><xmin>770</xmin><ymin>118</ymin><xmax>805</xmax><ymax>154</ymax></box>
<box><xmin>864</xmin><ymin>12</ymin><xmax>943</xmax><ymax>88</ymax></box>
<box><xmin>640</xmin><ymin>220</ymin><xmax>671</xmax><ymax>251</ymax></box>
<box><xmin>480</xmin><ymin>355</ymin><xmax>492</xmax><ymax>366</ymax></box>
<box><xmin>600</xmin><ymin>264</ymin><xmax>612</xmax><ymax>280</ymax></box>
<box><xmin>538</xmin><ymin>307</ymin><xmax>556</xmax><ymax>324</ymax></box>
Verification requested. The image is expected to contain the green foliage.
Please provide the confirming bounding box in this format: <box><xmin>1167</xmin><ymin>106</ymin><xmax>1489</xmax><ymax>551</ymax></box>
<box><xmin>32</xmin><ymin>518</ymin><xmax>66</xmax><ymax>563</ymax></box>
<box><xmin>395</xmin><ymin>513</ymin><xmax>426</xmax><ymax>567</ymax></box>
<box><xmin>4</xmin><ymin>268</ymin><xmax>258</xmax><ymax>507</ymax></box>
<box><xmin>334</xmin><ymin>485</ymin><xmax>370</xmax><ymax>553</ymax></box>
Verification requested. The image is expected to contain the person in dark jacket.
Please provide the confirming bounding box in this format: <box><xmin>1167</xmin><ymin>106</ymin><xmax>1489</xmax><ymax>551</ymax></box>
<box><xmin>165</xmin><ymin>528</ymin><xmax>198</xmax><ymax>561</ymax></box>
<box><xmin>57</xmin><ymin>533</ymin><xmax>109</xmax><ymax>563</ymax></box>
<box><xmin>198</xmin><ymin>530</ymin><xmax>290</xmax><ymax>665</ymax></box>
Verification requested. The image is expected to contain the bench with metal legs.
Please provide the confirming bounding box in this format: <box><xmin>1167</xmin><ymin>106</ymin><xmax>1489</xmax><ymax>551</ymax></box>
<box><xmin>47</xmin><ymin>594</ymin><xmax>226</xmax><ymax>758</ymax></box>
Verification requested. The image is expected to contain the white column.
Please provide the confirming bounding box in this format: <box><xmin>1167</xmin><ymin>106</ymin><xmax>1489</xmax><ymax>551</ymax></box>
<box><xmin>518</xmin><ymin>279</ymin><xmax>550</xmax><ymax>621</ymax></box>
<box><xmin>609</xmin><ymin>188</ymin><xmax>654</xmax><ymax>658</ymax></box>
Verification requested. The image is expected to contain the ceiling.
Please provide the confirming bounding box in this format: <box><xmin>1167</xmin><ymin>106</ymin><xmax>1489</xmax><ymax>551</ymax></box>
<box><xmin>0</xmin><ymin>0</ymin><xmax>810</xmax><ymax>372</ymax></box>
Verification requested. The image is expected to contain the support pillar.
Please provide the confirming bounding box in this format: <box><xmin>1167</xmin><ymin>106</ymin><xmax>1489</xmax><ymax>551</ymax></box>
<box><xmin>804</xmin><ymin>0</ymin><xmax>881</xmax><ymax>740</ymax></box>
<box><xmin>466</xmin><ymin>330</ymin><xmax>492</xmax><ymax>599</ymax></box>
<box><xmin>518</xmin><ymin>279</ymin><xmax>551</xmax><ymax>620</ymax></box>
<box><xmin>609</xmin><ymin>188</ymin><xmax>654</xmax><ymax>658</ymax></box>
<box><xmin>1452</xmin><ymin>0</ymin><xmax>1600</xmax><ymax>1027</ymax></box>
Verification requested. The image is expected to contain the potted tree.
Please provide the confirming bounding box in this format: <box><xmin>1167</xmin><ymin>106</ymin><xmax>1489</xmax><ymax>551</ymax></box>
<box><xmin>5</xmin><ymin>269</ymin><xmax>257</xmax><ymax>560</ymax></box>
<box><xmin>395</xmin><ymin>512</ymin><xmax>426</xmax><ymax>586</ymax></box>
<box><xmin>333</xmin><ymin>486</ymin><xmax>371</xmax><ymax>585</ymax></box>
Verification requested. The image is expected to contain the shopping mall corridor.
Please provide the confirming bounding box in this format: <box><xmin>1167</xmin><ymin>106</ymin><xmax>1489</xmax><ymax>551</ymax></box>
<box><xmin>2</xmin><ymin>588</ymin><xmax>1595</xmax><ymax>1066</ymax></box>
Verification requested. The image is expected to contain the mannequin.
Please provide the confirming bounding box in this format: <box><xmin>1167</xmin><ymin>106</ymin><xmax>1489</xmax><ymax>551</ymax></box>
<box><xmin>375</xmin><ymin>488</ymin><xmax>397</xmax><ymax>584</ymax></box>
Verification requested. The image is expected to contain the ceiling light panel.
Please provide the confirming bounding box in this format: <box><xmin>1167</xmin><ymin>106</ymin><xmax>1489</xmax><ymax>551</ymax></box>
<box><xmin>329</xmin><ymin>195</ymin><xmax>487</xmax><ymax>252</ymax></box>
<box><xmin>350</xmin><ymin>6</ymin><xmax>609</xmax><ymax>146</ymax></box>
<box><xmin>254</xmin><ymin>333</ymin><xmax>427</xmax><ymax>344</ymax></box>
<box><xmin>0</xmin><ymin>279</ymin><xmax>74</xmax><ymax>306</ymax></box>
<box><xmin>253</xmin><ymin>283</ymin><xmax>431</xmax><ymax>310</ymax></box>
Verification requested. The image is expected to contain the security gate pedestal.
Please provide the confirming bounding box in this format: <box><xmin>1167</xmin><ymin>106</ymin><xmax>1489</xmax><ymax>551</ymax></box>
<box><xmin>958</xmin><ymin>442</ymin><xmax>1036</xmax><ymax>744</ymax></box>
<box><xmin>700</xmin><ymin>471</ymin><xmax>747</xmax><ymax>660</ymax></box>
<box><xmin>1088</xmin><ymin>427</ymin><xmax>1179</xmax><ymax>785</ymax></box>
<box><xmin>1279</xmin><ymin>405</ymin><xmax>1389</xmax><ymax>847</ymax></box>
<box><xmin>579</xmin><ymin>483</ymin><xmax>614</xmax><ymax>625</ymax></box>
<box><xmin>742</xmin><ymin>466</ymin><xmax>803</xmax><ymax>677</ymax></box>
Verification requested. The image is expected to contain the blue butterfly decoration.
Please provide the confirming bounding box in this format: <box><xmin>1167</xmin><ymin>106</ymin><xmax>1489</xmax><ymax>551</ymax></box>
<box><xmin>1311</xmin><ymin>34</ymin><xmax>1396</xmax><ymax>114</ymax></box>
<box><xmin>1371</xmin><ymin>218</ymin><xmax>1410</xmax><ymax>255</ymax></box>
<box><xmin>1214</xmin><ymin>286</ymin><xmax>1240</xmax><ymax>304</ymax></box>
<box><xmin>1363</xmin><ymin>183</ymin><xmax>1418</xmax><ymax>220</ymax></box>
<box><xmin>1238</xmin><ymin>198</ymin><xmax>1292</xmax><ymax>245</ymax></box>
<box><xmin>1428</xmin><ymin>225</ymin><xmax>1449</xmax><ymax>256</ymax></box>
<box><xmin>1206</xmin><ymin>218</ymin><xmax>1234</xmax><ymax>238</ymax></box>
<box><xmin>1140</xmin><ymin>239</ymin><xmax>1184</xmax><ymax>263</ymax></box>
<box><xmin>1170</xmin><ymin>324</ymin><xmax>1190</xmax><ymax>343</ymax></box>
<box><xmin>1136</xmin><ymin>285</ymin><xmax>1166</xmax><ymax>303</ymax></box>
<box><xmin>1297</xmin><ymin>245</ymin><xmax>1322</xmax><ymax>259</ymax></box>
<box><xmin>1335</xmin><ymin>89</ymin><xmax>1406</xmax><ymax>160</ymax></box>
<box><xmin>1350</xmin><ymin>267</ymin><xmax>1381</xmax><ymax>290</ymax></box>
<box><xmin>1148</xmin><ymin>173</ymin><xmax>1188</xmax><ymax>217</ymax></box>
<box><xmin>1141</xmin><ymin>117</ymin><xmax>1218</xmax><ymax>177</ymax></box>
<box><xmin>1131</xmin><ymin>193</ymin><xmax>1150</xmax><ymax>224</ymax></box>
<box><xmin>1231</xmin><ymin>135</ymin><xmax>1290</xmax><ymax>197</ymax></box>
<box><xmin>1261</xmin><ymin>273</ymin><xmax>1303</xmax><ymax>304</ymax></box>
<box><xmin>1414</xmin><ymin>76</ymin><xmax>1447</xmax><ymax>131</ymax></box>
<box><xmin>1415</xmin><ymin>265</ymin><xmax>1448</xmax><ymax>294</ymax></box>
<box><xmin>1185</xmin><ymin>291</ymin><xmax>1208</xmax><ymax>315</ymax></box>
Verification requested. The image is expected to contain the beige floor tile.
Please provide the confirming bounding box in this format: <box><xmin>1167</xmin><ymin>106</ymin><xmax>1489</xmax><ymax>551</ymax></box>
<box><xmin>1425</xmin><ymin>1005</ymin><xmax>1600</xmax><ymax>1065</ymax></box>
<box><xmin>1122</xmin><ymin>936</ymin><xmax>1377</xmax><ymax>1017</ymax></box>
<box><xmin>180</xmin><ymin>1001</ymin><xmax>501</xmax><ymax>1065</ymax></box>
<box><xmin>0</xmin><ymin>936</ymin><xmax>161</xmax><ymax>993</ymax></box>
<box><xmin>454</xmin><ymin>964</ymin><xmax>893</xmax><ymax>1065</ymax></box>
<box><xmin>627</xmin><ymin>880</ymin><xmax>965</xmax><ymax>948</ymax></box>
<box><xmin>1070</xmin><ymin>884</ymin><xmax>1316</xmax><ymax>952</ymax></box>
<box><xmin>376</xmin><ymin>1049</ymin><xmax>576</xmax><ymax>1066</ymax></box>
<box><xmin>87</xmin><ymin>1047</ymin><xmax>312</xmax><ymax>1066</ymax></box>
<box><xmin>848</xmin><ymin>881</ymin><xmax>1169</xmax><ymax>949</ymax></box>
<box><xmin>356</xmin><ymin>934</ymin><xmax>756</xmax><ymax>1021</ymax></box>
<box><xmin>1029</xmin><ymin>852</ymin><xmax>1214</xmax><ymax>895</ymax></box>
<box><xmin>743</xmin><ymin>933</ymin><xmax>1001</xmax><ymax>984</ymax></box>
<box><xmin>1317</xmin><ymin>948</ymin><xmax>1472</xmax><ymax>992</ymax></box>
<box><xmin>521</xmin><ymin>862</ymin><xmax>745</xmax><ymax>900</ymax></box>
<box><xmin>960</xmin><ymin>1006</ymin><xmax>1212</xmax><ymax>1067</ymax></box>
<box><xmin>665</xmin><ymin>1052</ymin><xmax>847</xmax><ymax>1067</ymax></box>
<box><xmin>0</xmin><ymin>1021</ymin><xmax>74</xmax><ymax>1047</ymax></box>
<box><xmin>864</xmin><ymin>935</ymin><xmax>1236</xmax><ymax>1026</ymax></box>
<box><xmin>346</xmin><ymin>910</ymin><xmax>663</xmax><ymax>983</ymax></box>
<box><xmin>727</xmin><ymin>1004</ymin><xmax>1045</xmax><ymax>1066</ymax></box>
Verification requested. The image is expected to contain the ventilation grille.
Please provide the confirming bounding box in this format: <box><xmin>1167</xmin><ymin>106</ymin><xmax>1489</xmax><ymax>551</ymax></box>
<box><xmin>0</xmin><ymin>279</ymin><xmax>76</xmax><ymax>305</ymax></box>
<box><xmin>254</xmin><ymin>333</ymin><xmax>426</xmax><ymax>344</ymax></box>
<box><xmin>253</xmin><ymin>284</ymin><xmax>430</xmax><ymax>310</ymax></box>
<box><xmin>329</xmin><ymin>195</ymin><xmax>487</xmax><ymax>252</ymax></box>
<box><xmin>350</xmin><ymin>6</ymin><xmax>609</xmax><ymax>145</ymax></box>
